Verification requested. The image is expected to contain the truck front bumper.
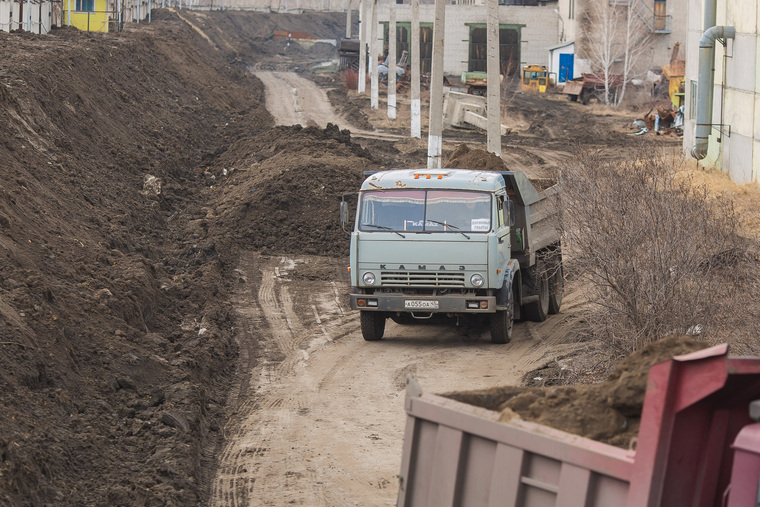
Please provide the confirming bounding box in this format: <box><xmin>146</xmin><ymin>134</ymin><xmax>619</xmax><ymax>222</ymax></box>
<box><xmin>349</xmin><ymin>293</ymin><xmax>497</xmax><ymax>314</ymax></box>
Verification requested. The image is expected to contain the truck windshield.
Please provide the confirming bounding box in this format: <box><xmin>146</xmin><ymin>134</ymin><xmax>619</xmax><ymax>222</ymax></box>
<box><xmin>358</xmin><ymin>190</ymin><xmax>491</xmax><ymax>233</ymax></box>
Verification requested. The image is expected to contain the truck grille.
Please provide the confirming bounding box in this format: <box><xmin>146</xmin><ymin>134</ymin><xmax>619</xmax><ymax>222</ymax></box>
<box><xmin>380</xmin><ymin>271</ymin><xmax>466</xmax><ymax>287</ymax></box>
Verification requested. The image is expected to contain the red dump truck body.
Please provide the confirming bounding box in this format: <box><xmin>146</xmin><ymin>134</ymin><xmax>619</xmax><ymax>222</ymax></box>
<box><xmin>397</xmin><ymin>344</ymin><xmax>760</xmax><ymax>506</ymax></box>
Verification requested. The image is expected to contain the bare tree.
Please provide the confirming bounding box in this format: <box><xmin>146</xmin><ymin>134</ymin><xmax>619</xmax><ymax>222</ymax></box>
<box><xmin>583</xmin><ymin>0</ymin><xmax>621</xmax><ymax>105</ymax></box>
<box><xmin>616</xmin><ymin>0</ymin><xmax>654</xmax><ymax>106</ymax></box>
<box><xmin>558</xmin><ymin>148</ymin><xmax>752</xmax><ymax>353</ymax></box>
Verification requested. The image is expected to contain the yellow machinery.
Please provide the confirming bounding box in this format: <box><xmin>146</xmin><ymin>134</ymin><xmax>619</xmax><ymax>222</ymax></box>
<box><xmin>522</xmin><ymin>65</ymin><xmax>555</xmax><ymax>93</ymax></box>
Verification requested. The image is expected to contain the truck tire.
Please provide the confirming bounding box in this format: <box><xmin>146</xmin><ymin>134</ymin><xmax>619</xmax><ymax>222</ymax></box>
<box><xmin>490</xmin><ymin>301</ymin><xmax>514</xmax><ymax>344</ymax></box>
<box><xmin>548</xmin><ymin>262</ymin><xmax>564</xmax><ymax>315</ymax></box>
<box><xmin>523</xmin><ymin>263</ymin><xmax>549</xmax><ymax>322</ymax></box>
<box><xmin>580</xmin><ymin>88</ymin><xmax>591</xmax><ymax>105</ymax></box>
<box><xmin>360</xmin><ymin>311</ymin><xmax>386</xmax><ymax>341</ymax></box>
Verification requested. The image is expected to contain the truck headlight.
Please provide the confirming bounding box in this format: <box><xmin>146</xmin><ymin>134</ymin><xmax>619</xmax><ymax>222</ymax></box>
<box><xmin>363</xmin><ymin>272</ymin><xmax>377</xmax><ymax>285</ymax></box>
<box><xmin>470</xmin><ymin>274</ymin><xmax>484</xmax><ymax>287</ymax></box>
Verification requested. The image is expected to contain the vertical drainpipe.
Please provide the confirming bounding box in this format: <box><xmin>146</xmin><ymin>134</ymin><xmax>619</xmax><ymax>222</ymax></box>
<box><xmin>691</xmin><ymin>0</ymin><xmax>735</xmax><ymax>160</ymax></box>
<box><xmin>691</xmin><ymin>25</ymin><xmax>735</xmax><ymax>159</ymax></box>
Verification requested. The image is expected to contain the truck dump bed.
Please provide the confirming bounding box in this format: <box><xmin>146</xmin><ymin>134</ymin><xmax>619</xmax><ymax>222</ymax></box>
<box><xmin>499</xmin><ymin>171</ymin><xmax>559</xmax><ymax>267</ymax></box>
<box><xmin>397</xmin><ymin>378</ymin><xmax>633</xmax><ymax>507</ymax></box>
<box><xmin>397</xmin><ymin>345</ymin><xmax>760</xmax><ymax>507</ymax></box>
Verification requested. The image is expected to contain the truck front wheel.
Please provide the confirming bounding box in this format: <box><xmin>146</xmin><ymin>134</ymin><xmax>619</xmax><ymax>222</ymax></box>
<box><xmin>360</xmin><ymin>311</ymin><xmax>386</xmax><ymax>341</ymax></box>
<box><xmin>490</xmin><ymin>301</ymin><xmax>514</xmax><ymax>344</ymax></box>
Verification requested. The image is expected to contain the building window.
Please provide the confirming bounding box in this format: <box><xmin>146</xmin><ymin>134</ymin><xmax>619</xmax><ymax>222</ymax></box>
<box><xmin>76</xmin><ymin>0</ymin><xmax>95</xmax><ymax>11</ymax></box>
<box><xmin>468</xmin><ymin>25</ymin><xmax>521</xmax><ymax>75</ymax></box>
<box><xmin>382</xmin><ymin>23</ymin><xmax>433</xmax><ymax>74</ymax></box>
<box><xmin>654</xmin><ymin>0</ymin><xmax>667</xmax><ymax>31</ymax></box>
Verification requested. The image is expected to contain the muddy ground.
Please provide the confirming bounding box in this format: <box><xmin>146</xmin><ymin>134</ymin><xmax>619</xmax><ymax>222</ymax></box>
<box><xmin>0</xmin><ymin>9</ymin><xmax>758</xmax><ymax>507</ymax></box>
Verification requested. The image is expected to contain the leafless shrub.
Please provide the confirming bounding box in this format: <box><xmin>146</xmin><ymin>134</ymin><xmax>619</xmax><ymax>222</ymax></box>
<box><xmin>343</xmin><ymin>68</ymin><xmax>358</xmax><ymax>91</ymax></box>
<box><xmin>558</xmin><ymin>148</ymin><xmax>756</xmax><ymax>352</ymax></box>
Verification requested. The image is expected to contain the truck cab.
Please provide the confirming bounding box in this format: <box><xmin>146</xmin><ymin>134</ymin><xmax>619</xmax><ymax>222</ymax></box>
<box><xmin>341</xmin><ymin>168</ymin><xmax>562</xmax><ymax>344</ymax></box>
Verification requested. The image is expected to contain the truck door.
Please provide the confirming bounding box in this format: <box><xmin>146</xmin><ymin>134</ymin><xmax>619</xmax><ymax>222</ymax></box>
<box><xmin>496</xmin><ymin>195</ymin><xmax>512</xmax><ymax>273</ymax></box>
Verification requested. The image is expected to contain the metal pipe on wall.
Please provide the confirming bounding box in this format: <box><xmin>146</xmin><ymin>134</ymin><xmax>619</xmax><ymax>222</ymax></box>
<box><xmin>691</xmin><ymin>25</ymin><xmax>735</xmax><ymax>160</ymax></box>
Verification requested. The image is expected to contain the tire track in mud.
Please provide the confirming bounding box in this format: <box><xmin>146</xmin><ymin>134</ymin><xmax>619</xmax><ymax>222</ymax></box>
<box><xmin>213</xmin><ymin>255</ymin><xmax>354</xmax><ymax>506</ymax></box>
<box><xmin>213</xmin><ymin>253</ymin><xmax>587</xmax><ymax>506</ymax></box>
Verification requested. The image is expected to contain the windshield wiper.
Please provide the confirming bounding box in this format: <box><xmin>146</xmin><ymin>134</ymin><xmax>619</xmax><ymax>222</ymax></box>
<box><xmin>425</xmin><ymin>220</ymin><xmax>470</xmax><ymax>239</ymax></box>
<box><xmin>360</xmin><ymin>223</ymin><xmax>405</xmax><ymax>238</ymax></box>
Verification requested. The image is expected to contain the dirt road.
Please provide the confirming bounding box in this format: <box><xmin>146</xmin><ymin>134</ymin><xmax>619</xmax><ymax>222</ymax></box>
<box><xmin>211</xmin><ymin>75</ymin><xmax>585</xmax><ymax>506</ymax></box>
<box><xmin>255</xmin><ymin>71</ymin><xmax>404</xmax><ymax>141</ymax></box>
<box><xmin>212</xmin><ymin>255</ymin><xmax>584</xmax><ymax>506</ymax></box>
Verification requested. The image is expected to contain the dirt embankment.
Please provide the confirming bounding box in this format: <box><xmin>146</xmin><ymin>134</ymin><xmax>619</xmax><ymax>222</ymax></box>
<box><xmin>0</xmin><ymin>11</ymin><xmax>359</xmax><ymax>506</ymax></box>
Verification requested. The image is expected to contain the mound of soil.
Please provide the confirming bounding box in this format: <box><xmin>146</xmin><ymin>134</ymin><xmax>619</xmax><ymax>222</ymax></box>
<box><xmin>208</xmin><ymin>123</ymin><xmax>374</xmax><ymax>257</ymax></box>
<box><xmin>0</xmin><ymin>9</ymin><xmax>358</xmax><ymax>506</ymax></box>
<box><xmin>444</xmin><ymin>143</ymin><xmax>508</xmax><ymax>172</ymax></box>
<box><xmin>445</xmin><ymin>335</ymin><xmax>709</xmax><ymax>448</ymax></box>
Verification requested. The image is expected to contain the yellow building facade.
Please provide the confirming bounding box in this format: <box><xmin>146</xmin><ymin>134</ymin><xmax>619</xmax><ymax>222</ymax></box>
<box><xmin>62</xmin><ymin>0</ymin><xmax>109</xmax><ymax>32</ymax></box>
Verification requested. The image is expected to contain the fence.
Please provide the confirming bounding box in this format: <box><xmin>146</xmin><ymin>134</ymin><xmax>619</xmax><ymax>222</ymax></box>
<box><xmin>0</xmin><ymin>0</ymin><xmax>53</xmax><ymax>34</ymax></box>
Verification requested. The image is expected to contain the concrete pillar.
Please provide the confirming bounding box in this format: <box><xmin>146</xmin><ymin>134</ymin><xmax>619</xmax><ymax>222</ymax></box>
<box><xmin>370</xmin><ymin>0</ymin><xmax>379</xmax><ymax>110</ymax></box>
<box><xmin>486</xmin><ymin>0</ymin><xmax>500</xmax><ymax>157</ymax></box>
<box><xmin>427</xmin><ymin>0</ymin><xmax>445</xmax><ymax>169</ymax></box>
<box><xmin>358</xmin><ymin>0</ymin><xmax>367</xmax><ymax>93</ymax></box>
<box><xmin>388</xmin><ymin>0</ymin><xmax>396</xmax><ymax>120</ymax></box>
<box><xmin>346</xmin><ymin>8</ymin><xmax>351</xmax><ymax>38</ymax></box>
<box><xmin>411</xmin><ymin>0</ymin><xmax>420</xmax><ymax>138</ymax></box>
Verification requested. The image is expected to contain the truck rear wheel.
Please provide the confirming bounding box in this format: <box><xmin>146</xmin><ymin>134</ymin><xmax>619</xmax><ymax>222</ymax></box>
<box><xmin>490</xmin><ymin>301</ymin><xmax>513</xmax><ymax>344</ymax></box>
<box><xmin>360</xmin><ymin>311</ymin><xmax>386</xmax><ymax>341</ymax></box>
<box><xmin>523</xmin><ymin>264</ymin><xmax>549</xmax><ymax>322</ymax></box>
<box><xmin>548</xmin><ymin>263</ymin><xmax>564</xmax><ymax>315</ymax></box>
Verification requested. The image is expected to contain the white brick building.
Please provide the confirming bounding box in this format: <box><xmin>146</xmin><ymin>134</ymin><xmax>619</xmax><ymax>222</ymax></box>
<box><xmin>683</xmin><ymin>0</ymin><xmax>759</xmax><ymax>184</ymax></box>
<box><xmin>374</xmin><ymin>2</ymin><xmax>562</xmax><ymax>78</ymax></box>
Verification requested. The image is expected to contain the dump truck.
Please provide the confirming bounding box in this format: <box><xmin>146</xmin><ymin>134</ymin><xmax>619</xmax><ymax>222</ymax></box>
<box><xmin>340</xmin><ymin>169</ymin><xmax>562</xmax><ymax>344</ymax></box>
<box><xmin>397</xmin><ymin>343</ymin><xmax>760</xmax><ymax>506</ymax></box>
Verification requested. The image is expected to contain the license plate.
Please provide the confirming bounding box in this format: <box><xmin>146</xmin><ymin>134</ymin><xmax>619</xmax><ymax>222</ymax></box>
<box><xmin>405</xmin><ymin>300</ymin><xmax>439</xmax><ymax>310</ymax></box>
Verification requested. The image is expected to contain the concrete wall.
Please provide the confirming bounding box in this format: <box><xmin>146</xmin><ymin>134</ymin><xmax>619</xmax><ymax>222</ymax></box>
<box><xmin>684</xmin><ymin>0</ymin><xmax>760</xmax><ymax>184</ymax></box>
<box><xmin>374</xmin><ymin>2</ymin><xmax>560</xmax><ymax>77</ymax></box>
<box><xmin>0</xmin><ymin>0</ymin><xmax>53</xmax><ymax>33</ymax></box>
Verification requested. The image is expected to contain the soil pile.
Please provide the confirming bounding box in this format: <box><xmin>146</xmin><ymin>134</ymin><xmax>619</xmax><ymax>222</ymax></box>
<box><xmin>446</xmin><ymin>336</ymin><xmax>709</xmax><ymax>448</ymax></box>
<box><xmin>208</xmin><ymin>123</ymin><xmax>374</xmax><ymax>257</ymax></box>
<box><xmin>444</xmin><ymin>143</ymin><xmax>508</xmax><ymax>172</ymax></box>
<box><xmin>0</xmin><ymin>10</ymin><xmax>355</xmax><ymax>506</ymax></box>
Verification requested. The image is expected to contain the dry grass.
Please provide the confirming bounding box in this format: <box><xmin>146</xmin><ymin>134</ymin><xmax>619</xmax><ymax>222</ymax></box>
<box><xmin>558</xmin><ymin>148</ymin><xmax>760</xmax><ymax>354</ymax></box>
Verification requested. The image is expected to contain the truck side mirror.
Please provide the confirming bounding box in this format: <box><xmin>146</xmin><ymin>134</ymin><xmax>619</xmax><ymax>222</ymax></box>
<box><xmin>340</xmin><ymin>201</ymin><xmax>350</xmax><ymax>228</ymax></box>
<box><xmin>507</xmin><ymin>200</ymin><xmax>515</xmax><ymax>226</ymax></box>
